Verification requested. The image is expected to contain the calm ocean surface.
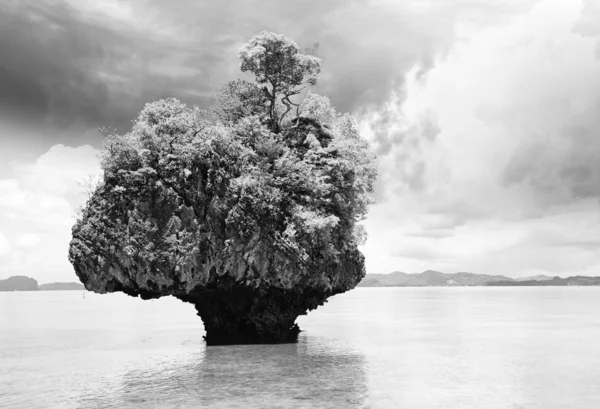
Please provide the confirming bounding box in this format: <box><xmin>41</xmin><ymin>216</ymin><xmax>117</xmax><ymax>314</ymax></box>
<box><xmin>2</xmin><ymin>287</ymin><xmax>600</xmax><ymax>408</ymax></box>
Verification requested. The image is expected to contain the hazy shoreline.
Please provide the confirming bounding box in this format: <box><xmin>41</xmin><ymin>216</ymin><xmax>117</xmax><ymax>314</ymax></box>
<box><xmin>357</xmin><ymin>270</ymin><xmax>600</xmax><ymax>287</ymax></box>
<box><xmin>0</xmin><ymin>276</ymin><xmax>84</xmax><ymax>292</ymax></box>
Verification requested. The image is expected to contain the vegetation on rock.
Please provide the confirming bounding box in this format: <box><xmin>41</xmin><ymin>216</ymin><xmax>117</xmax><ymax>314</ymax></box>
<box><xmin>69</xmin><ymin>31</ymin><xmax>377</xmax><ymax>344</ymax></box>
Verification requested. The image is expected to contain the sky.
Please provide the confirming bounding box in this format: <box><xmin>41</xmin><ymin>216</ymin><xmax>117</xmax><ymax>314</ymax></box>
<box><xmin>0</xmin><ymin>0</ymin><xmax>599</xmax><ymax>282</ymax></box>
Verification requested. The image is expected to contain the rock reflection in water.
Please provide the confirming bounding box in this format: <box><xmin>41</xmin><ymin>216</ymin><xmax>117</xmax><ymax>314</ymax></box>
<box><xmin>78</xmin><ymin>335</ymin><xmax>368</xmax><ymax>408</ymax></box>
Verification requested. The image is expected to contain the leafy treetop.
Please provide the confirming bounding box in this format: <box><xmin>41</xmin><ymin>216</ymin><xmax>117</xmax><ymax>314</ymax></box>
<box><xmin>72</xmin><ymin>32</ymin><xmax>376</xmax><ymax>293</ymax></box>
<box><xmin>238</xmin><ymin>31</ymin><xmax>321</xmax><ymax>133</ymax></box>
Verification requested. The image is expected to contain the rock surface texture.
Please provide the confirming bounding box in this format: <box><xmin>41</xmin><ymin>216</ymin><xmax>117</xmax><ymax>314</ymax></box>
<box><xmin>69</xmin><ymin>32</ymin><xmax>377</xmax><ymax>345</ymax></box>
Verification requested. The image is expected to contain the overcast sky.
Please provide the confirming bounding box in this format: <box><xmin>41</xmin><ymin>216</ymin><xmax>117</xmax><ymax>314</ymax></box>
<box><xmin>0</xmin><ymin>0</ymin><xmax>599</xmax><ymax>282</ymax></box>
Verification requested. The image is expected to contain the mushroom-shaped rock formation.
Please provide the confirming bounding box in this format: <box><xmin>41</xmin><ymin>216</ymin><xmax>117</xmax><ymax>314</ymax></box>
<box><xmin>69</xmin><ymin>32</ymin><xmax>377</xmax><ymax>345</ymax></box>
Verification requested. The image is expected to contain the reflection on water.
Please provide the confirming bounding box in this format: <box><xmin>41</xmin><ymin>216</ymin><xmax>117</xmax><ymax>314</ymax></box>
<box><xmin>79</xmin><ymin>336</ymin><xmax>368</xmax><ymax>408</ymax></box>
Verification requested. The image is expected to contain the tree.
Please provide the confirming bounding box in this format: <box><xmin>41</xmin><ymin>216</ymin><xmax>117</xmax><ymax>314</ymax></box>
<box><xmin>211</xmin><ymin>79</ymin><xmax>267</xmax><ymax>124</ymax></box>
<box><xmin>69</xmin><ymin>32</ymin><xmax>377</xmax><ymax>345</ymax></box>
<box><xmin>238</xmin><ymin>31</ymin><xmax>321</xmax><ymax>132</ymax></box>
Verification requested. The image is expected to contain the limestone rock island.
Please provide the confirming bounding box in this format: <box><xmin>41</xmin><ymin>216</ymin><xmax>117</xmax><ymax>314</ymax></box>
<box><xmin>69</xmin><ymin>32</ymin><xmax>377</xmax><ymax>345</ymax></box>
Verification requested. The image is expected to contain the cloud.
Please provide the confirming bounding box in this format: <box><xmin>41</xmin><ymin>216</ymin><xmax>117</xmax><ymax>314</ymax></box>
<box><xmin>574</xmin><ymin>0</ymin><xmax>600</xmax><ymax>40</ymax></box>
<box><xmin>360</xmin><ymin>0</ymin><xmax>600</xmax><ymax>276</ymax></box>
<box><xmin>2</xmin><ymin>0</ymin><xmax>598</xmax><ymax>280</ymax></box>
<box><xmin>0</xmin><ymin>233</ymin><xmax>9</xmax><ymax>256</ymax></box>
<box><xmin>403</xmin><ymin>229</ymin><xmax>455</xmax><ymax>239</ymax></box>
<box><xmin>392</xmin><ymin>243</ymin><xmax>458</xmax><ymax>263</ymax></box>
<box><xmin>426</xmin><ymin>200</ymin><xmax>487</xmax><ymax>229</ymax></box>
<box><xmin>0</xmin><ymin>144</ymin><xmax>101</xmax><ymax>281</ymax></box>
<box><xmin>502</xmin><ymin>108</ymin><xmax>600</xmax><ymax>205</ymax></box>
<box><xmin>0</xmin><ymin>180</ymin><xmax>27</xmax><ymax>208</ymax></box>
<box><xmin>13</xmin><ymin>144</ymin><xmax>101</xmax><ymax>208</ymax></box>
<box><xmin>16</xmin><ymin>234</ymin><xmax>41</xmax><ymax>248</ymax></box>
<box><xmin>0</xmin><ymin>0</ymin><xmax>540</xmax><ymax>160</ymax></box>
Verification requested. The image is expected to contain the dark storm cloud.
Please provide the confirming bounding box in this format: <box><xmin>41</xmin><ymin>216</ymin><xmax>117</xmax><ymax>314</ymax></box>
<box><xmin>0</xmin><ymin>0</ymin><xmax>541</xmax><ymax>152</ymax></box>
<box><xmin>0</xmin><ymin>0</ymin><xmax>224</xmax><ymax>143</ymax></box>
<box><xmin>0</xmin><ymin>2</ymin><xmax>118</xmax><ymax>127</ymax></box>
<box><xmin>502</xmin><ymin>101</ymin><xmax>600</xmax><ymax>205</ymax></box>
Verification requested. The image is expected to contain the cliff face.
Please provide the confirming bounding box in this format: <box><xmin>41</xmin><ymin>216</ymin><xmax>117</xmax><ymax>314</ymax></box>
<box><xmin>69</xmin><ymin>178</ymin><xmax>366</xmax><ymax>344</ymax></box>
<box><xmin>69</xmin><ymin>172</ymin><xmax>366</xmax><ymax>296</ymax></box>
<box><xmin>70</xmin><ymin>180</ymin><xmax>365</xmax><ymax>343</ymax></box>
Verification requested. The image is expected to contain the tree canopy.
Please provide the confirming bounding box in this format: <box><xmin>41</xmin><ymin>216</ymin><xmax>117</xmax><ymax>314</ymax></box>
<box><xmin>70</xmin><ymin>31</ymin><xmax>377</xmax><ymax>321</ymax></box>
<box><xmin>238</xmin><ymin>31</ymin><xmax>322</xmax><ymax>133</ymax></box>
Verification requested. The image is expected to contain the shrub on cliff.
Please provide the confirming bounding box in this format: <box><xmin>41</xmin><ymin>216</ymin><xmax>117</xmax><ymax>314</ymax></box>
<box><xmin>69</xmin><ymin>32</ymin><xmax>377</xmax><ymax>344</ymax></box>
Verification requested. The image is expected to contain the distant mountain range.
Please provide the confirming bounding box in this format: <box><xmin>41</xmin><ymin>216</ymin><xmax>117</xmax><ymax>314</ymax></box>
<box><xmin>0</xmin><ymin>276</ymin><xmax>84</xmax><ymax>292</ymax></box>
<box><xmin>4</xmin><ymin>272</ymin><xmax>597</xmax><ymax>291</ymax></box>
<box><xmin>38</xmin><ymin>282</ymin><xmax>86</xmax><ymax>291</ymax></box>
<box><xmin>357</xmin><ymin>270</ymin><xmax>600</xmax><ymax>287</ymax></box>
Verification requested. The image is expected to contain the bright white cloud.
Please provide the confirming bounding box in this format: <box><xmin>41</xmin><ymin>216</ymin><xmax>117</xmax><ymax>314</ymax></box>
<box><xmin>14</xmin><ymin>144</ymin><xmax>100</xmax><ymax>197</ymax></box>
<box><xmin>0</xmin><ymin>233</ymin><xmax>9</xmax><ymax>256</ymax></box>
<box><xmin>0</xmin><ymin>179</ymin><xmax>27</xmax><ymax>207</ymax></box>
<box><xmin>0</xmin><ymin>144</ymin><xmax>101</xmax><ymax>281</ymax></box>
<box><xmin>360</xmin><ymin>0</ymin><xmax>600</xmax><ymax>276</ymax></box>
<box><xmin>16</xmin><ymin>233</ymin><xmax>41</xmax><ymax>248</ymax></box>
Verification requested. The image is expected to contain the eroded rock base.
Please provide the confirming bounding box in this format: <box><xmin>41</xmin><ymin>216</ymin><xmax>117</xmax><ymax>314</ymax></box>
<box><xmin>178</xmin><ymin>286</ymin><xmax>329</xmax><ymax>346</ymax></box>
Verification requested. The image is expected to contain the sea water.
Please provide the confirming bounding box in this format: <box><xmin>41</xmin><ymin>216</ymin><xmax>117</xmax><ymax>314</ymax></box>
<box><xmin>2</xmin><ymin>287</ymin><xmax>600</xmax><ymax>408</ymax></box>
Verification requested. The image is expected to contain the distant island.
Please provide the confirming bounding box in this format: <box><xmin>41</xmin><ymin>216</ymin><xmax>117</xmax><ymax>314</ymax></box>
<box><xmin>0</xmin><ymin>276</ymin><xmax>84</xmax><ymax>292</ymax></box>
<box><xmin>357</xmin><ymin>270</ymin><xmax>600</xmax><ymax>287</ymax></box>
<box><xmin>4</xmin><ymin>272</ymin><xmax>598</xmax><ymax>291</ymax></box>
<box><xmin>38</xmin><ymin>282</ymin><xmax>86</xmax><ymax>291</ymax></box>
